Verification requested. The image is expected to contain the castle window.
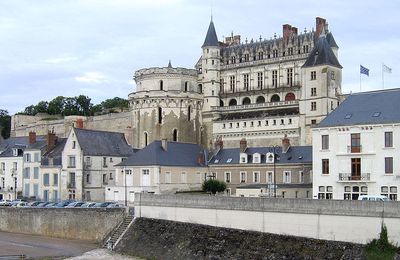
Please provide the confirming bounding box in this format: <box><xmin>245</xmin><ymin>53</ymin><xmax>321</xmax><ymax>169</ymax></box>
<box><xmin>229</xmin><ymin>99</ymin><xmax>237</xmax><ymax>106</ymax></box>
<box><xmin>187</xmin><ymin>105</ymin><xmax>191</xmax><ymax>121</ymax></box>
<box><xmin>289</xmin><ymin>119</ymin><xmax>292</xmax><ymax>124</ymax></box>
<box><xmin>144</xmin><ymin>132</ymin><xmax>148</xmax><ymax>146</ymax></box>
<box><xmin>244</xmin><ymin>54</ymin><xmax>249</xmax><ymax>62</ymax></box>
<box><xmin>160</xmin><ymin>80</ymin><xmax>163</xmax><ymax>90</ymax></box>
<box><xmin>288</xmin><ymin>47</ymin><xmax>293</xmax><ymax>55</ymax></box>
<box><xmin>311</xmin><ymin>71</ymin><xmax>316</xmax><ymax>80</ymax></box>
<box><xmin>257</xmin><ymin>72</ymin><xmax>263</xmax><ymax>88</ymax></box>
<box><xmin>287</xmin><ymin>68</ymin><xmax>293</xmax><ymax>86</ymax></box>
<box><xmin>158</xmin><ymin>107</ymin><xmax>162</xmax><ymax>124</ymax></box>
<box><xmin>212</xmin><ymin>59</ymin><xmax>214</xmax><ymax>65</ymax></box>
<box><xmin>198</xmin><ymin>84</ymin><xmax>203</xmax><ymax>94</ymax></box>
<box><xmin>256</xmin><ymin>96</ymin><xmax>265</xmax><ymax>103</ymax></box>
<box><xmin>220</xmin><ymin>100</ymin><xmax>224</xmax><ymax>107</ymax></box>
<box><xmin>273</xmin><ymin>50</ymin><xmax>278</xmax><ymax>58</ymax></box>
<box><xmin>303</xmin><ymin>45</ymin><xmax>309</xmax><ymax>53</ymax></box>
<box><xmin>243</xmin><ymin>74</ymin><xmax>249</xmax><ymax>90</ymax></box>
<box><xmin>270</xmin><ymin>94</ymin><xmax>280</xmax><ymax>102</ymax></box>
<box><xmin>258</xmin><ymin>52</ymin><xmax>263</xmax><ymax>60</ymax></box>
<box><xmin>184</xmin><ymin>82</ymin><xmax>188</xmax><ymax>92</ymax></box>
<box><xmin>272</xmin><ymin>70</ymin><xmax>278</xmax><ymax>87</ymax></box>
<box><xmin>311</xmin><ymin>102</ymin><xmax>317</xmax><ymax>111</ymax></box>
<box><xmin>265</xmin><ymin>120</ymin><xmax>269</xmax><ymax>126</ymax></box>
<box><xmin>285</xmin><ymin>92</ymin><xmax>295</xmax><ymax>101</ymax></box>
<box><xmin>229</xmin><ymin>76</ymin><xmax>236</xmax><ymax>91</ymax></box>
<box><xmin>172</xmin><ymin>129</ymin><xmax>178</xmax><ymax>142</ymax></box>
<box><xmin>231</xmin><ymin>56</ymin><xmax>236</xmax><ymax>64</ymax></box>
<box><xmin>311</xmin><ymin>87</ymin><xmax>317</xmax><ymax>96</ymax></box>
<box><xmin>242</xmin><ymin>97</ymin><xmax>251</xmax><ymax>105</ymax></box>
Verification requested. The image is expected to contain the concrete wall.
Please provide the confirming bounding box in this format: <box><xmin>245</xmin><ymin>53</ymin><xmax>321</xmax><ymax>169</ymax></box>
<box><xmin>135</xmin><ymin>193</ymin><xmax>400</xmax><ymax>244</ymax></box>
<box><xmin>0</xmin><ymin>207</ymin><xmax>125</xmax><ymax>242</ymax></box>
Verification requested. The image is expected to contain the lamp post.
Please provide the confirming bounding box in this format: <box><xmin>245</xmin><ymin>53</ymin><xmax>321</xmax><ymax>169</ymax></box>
<box><xmin>123</xmin><ymin>168</ymin><xmax>127</xmax><ymax>207</ymax></box>
<box><xmin>271</xmin><ymin>145</ymin><xmax>280</xmax><ymax>198</ymax></box>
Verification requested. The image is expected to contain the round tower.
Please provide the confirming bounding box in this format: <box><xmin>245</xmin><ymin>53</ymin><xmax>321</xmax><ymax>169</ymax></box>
<box><xmin>129</xmin><ymin>62</ymin><xmax>203</xmax><ymax>148</ymax></box>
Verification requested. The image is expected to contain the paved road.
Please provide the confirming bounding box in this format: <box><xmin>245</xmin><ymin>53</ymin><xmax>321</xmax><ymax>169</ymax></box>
<box><xmin>0</xmin><ymin>231</ymin><xmax>97</xmax><ymax>259</ymax></box>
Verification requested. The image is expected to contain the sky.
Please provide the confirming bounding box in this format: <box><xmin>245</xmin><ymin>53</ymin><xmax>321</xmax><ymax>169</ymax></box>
<box><xmin>1</xmin><ymin>0</ymin><xmax>399</xmax><ymax>115</ymax></box>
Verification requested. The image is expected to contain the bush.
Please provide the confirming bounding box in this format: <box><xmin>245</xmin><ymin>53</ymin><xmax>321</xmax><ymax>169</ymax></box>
<box><xmin>366</xmin><ymin>224</ymin><xmax>398</xmax><ymax>260</ymax></box>
<box><xmin>202</xmin><ymin>179</ymin><xmax>227</xmax><ymax>194</ymax></box>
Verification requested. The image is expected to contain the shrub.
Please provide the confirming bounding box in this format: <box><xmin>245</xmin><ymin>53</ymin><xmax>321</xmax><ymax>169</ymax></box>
<box><xmin>366</xmin><ymin>224</ymin><xmax>398</xmax><ymax>260</ymax></box>
<box><xmin>202</xmin><ymin>179</ymin><xmax>227</xmax><ymax>194</ymax></box>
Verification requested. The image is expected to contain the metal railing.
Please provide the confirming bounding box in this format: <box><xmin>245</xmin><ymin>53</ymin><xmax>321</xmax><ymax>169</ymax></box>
<box><xmin>212</xmin><ymin>100</ymin><xmax>299</xmax><ymax>111</ymax></box>
<box><xmin>347</xmin><ymin>145</ymin><xmax>362</xmax><ymax>153</ymax></box>
<box><xmin>338</xmin><ymin>173</ymin><xmax>370</xmax><ymax>181</ymax></box>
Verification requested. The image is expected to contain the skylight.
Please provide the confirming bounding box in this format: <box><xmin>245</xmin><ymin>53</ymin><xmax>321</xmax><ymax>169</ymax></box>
<box><xmin>226</xmin><ymin>158</ymin><xmax>232</xmax><ymax>163</ymax></box>
<box><xmin>372</xmin><ymin>112</ymin><xmax>381</xmax><ymax>117</ymax></box>
<box><xmin>214</xmin><ymin>159</ymin><xmax>219</xmax><ymax>163</ymax></box>
<box><xmin>344</xmin><ymin>114</ymin><xmax>352</xmax><ymax>119</ymax></box>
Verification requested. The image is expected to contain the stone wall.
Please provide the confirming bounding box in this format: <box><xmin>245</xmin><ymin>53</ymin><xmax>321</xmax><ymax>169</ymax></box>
<box><xmin>135</xmin><ymin>193</ymin><xmax>400</xmax><ymax>244</ymax></box>
<box><xmin>0</xmin><ymin>207</ymin><xmax>125</xmax><ymax>242</ymax></box>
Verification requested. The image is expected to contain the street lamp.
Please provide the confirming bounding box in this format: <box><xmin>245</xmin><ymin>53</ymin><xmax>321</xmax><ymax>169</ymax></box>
<box><xmin>269</xmin><ymin>146</ymin><xmax>280</xmax><ymax>198</ymax></box>
<box><xmin>123</xmin><ymin>168</ymin><xmax>127</xmax><ymax>207</ymax></box>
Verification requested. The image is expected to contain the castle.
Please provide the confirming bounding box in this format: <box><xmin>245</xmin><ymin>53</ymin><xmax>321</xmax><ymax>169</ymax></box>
<box><xmin>11</xmin><ymin>17</ymin><xmax>343</xmax><ymax>149</ymax></box>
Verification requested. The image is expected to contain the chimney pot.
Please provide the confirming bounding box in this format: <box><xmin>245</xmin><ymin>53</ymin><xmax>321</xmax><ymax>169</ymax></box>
<box><xmin>46</xmin><ymin>131</ymin><xmax>57</xmax><ymax>152</ymax></box>
<box><xmin>282</xmin><ymin>134</ymin><xmax>291</xmax><ymax>153</ymax></box>
<box><xmin>28</xmin><ymin>131</ymin><xmax>36</xmax><ymax>145</ymax></box>
<box><xmin>315</xmin><ymin>17</ymin><xmax>327</xmax><ymax>39</ymax></box>
<box><xmin>239</xmin><ymin>138</ymin><xmax>247</xmax><ymax>153</ymax></box>
<box><xmin>75</xmin><ymin>118</ymin><xmax>84</xmax><ymax>129</ymax></box>
<box><xmin>282</xmin><ymin>24</ymin><xmax>292</xmax><ymax>44</ymax></box>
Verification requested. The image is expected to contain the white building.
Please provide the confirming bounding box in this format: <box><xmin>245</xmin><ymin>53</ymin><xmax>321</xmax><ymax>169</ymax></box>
<box><xmin>312</xmin><ymin>89</ymin><xmax>400</xmax><ymax>200</ymax></box>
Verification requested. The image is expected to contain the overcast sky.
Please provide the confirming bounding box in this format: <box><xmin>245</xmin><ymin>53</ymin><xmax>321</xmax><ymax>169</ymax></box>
<box><xmin>1</xmin><ymin>0</ymin><xmax>399</xmax><ymax>114</ymax></box>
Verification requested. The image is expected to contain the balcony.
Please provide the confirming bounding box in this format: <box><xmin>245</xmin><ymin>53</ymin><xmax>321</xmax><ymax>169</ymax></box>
<box><xmin>67</xmin><ymin>183</ymin><xmax>76</xmax><ymax>189</ymax></box>
<box><xmin>347</xmin><ymin>145</ymin><xmax>362</xmax><ymax>153</ymax></box>
<box><xmin>338</xmin><ymin>173</ymin><xmax>371</xmax><ymax>182</ymax></box>
<box><xmin>212</xmin><ymin>100</ymin><xmax>299</xmax><ymax>112</ymax></box>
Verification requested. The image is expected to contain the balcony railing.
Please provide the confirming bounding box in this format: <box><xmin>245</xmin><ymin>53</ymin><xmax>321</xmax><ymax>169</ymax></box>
<box><xmin>338</xmin><ymin>173</ymin><xmax>370</xmax><ymax>182</ymax></box>
<box><xmin>347</xmin><ymin>145</ymin><xmax>362</xmax><ymax>153</ymax></box>
<box><xmin>67</xmin><ymin>183</ymin><xmax>76</xmax><ymax>189</ymax></box>
<box><xmin>212</xmin><ymin>100</ymin><xmax>299</xmax><ymax>112</ymax></box>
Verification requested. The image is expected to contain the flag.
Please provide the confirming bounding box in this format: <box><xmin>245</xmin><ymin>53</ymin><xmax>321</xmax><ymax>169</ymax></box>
<box><xmin>383</xmin><ymin>64</ymin><xmax>392</xmax><ymax>73</ymax></box>
<box><xmin>360</xmin><ymin>65</ymin><xmax>369</xmax><ymax>76</ymax></box>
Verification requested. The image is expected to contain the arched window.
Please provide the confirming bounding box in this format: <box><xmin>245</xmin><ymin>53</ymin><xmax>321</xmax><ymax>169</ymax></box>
<box><xmin>198</xmin><ymin>84</ymin><xmax>203</xmax><ymax>94</ymax></box>
<box><xmin>270</xmin><ymin>94</ymin><xmax>280</xmax><ymax>102</ymax></box>
<box><xmin>187</xmin><ymin>105</ymin><xmax>191</xmax><ymax>121</ymax></box>
<box><xmin>285</xmin><ymin>92</ymin><xmax>295</xmax><ymax>101</ymax></box>
<box><xmin>242</xmin><ymin>97</ymin><xmax>251</xmax><ymax>105</ymax></box>
<box><xmin>172</xmin><ymin>129</ymin><xmax>178</xmax><ymax>142</ymax></box>
<box><xmin>256</xmin><ymin>96</ymin><xmax>265</xmax><ymax>103</ymax></box>
<box><xmin>160</xmin><ymin>80</ymin><xmax>163</xmax><ymax>90</ymax></box>
<box><xmin>229</xmin><ymin>99</ymin><xmax>237</xmax><ymax>106</ymax></box>
<box><xmin>143</xmin><ymin>132</ymin><xmax>148</xmax><ymax>146</ymax></box>
<box><xmin>220</xmin><ymin>100</ymin><xmax>224</xmax><ymax>107</ymax></box>
<box><xmin>184</xmin><ymin>82</ymin><xmax>188</xmax><ymax>92</ymax></box>
<box><xmin>158</xmin><ymin>107</ymin><xmax>162</xmax><ymax>124</ymax></box>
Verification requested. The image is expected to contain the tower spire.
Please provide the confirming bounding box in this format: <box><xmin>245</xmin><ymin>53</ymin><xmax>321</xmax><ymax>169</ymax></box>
<box><xmin>202</xmin><ymin>18</ymin><xmax>219</xmax><ymax>48</ymax></box>
<box><xmin>168</xmin><ymin>60</ymin><xmax>172</xmax><ymax>68</ymax></box>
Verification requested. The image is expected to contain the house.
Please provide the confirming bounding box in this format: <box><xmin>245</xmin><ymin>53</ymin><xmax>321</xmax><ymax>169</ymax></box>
<box><xmin>312</xmin><ymin>88</ymin><xmax>400</xmax><ymax>200</ymax></box>
<box><xmin>208</xmin><ymin>136</ymin><xmax>312</xmax><ymax>198</ymax></box>
<box><xmin>106</xmin><ymin>140</ymin><xmax>207</xmax><ymax>205</ymax></box>
<box><xmin>61</xmin><ymin>127</ymin><xmax>133</xmax><ymax>201</ymax></box>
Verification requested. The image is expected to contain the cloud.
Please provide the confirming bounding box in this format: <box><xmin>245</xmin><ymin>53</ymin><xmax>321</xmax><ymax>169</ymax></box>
<box><xmin>74</xmin><ymin>72</ymin><xmax>108</xmax><ymax>84</ymax></box>
<box><xmin>44</xmin><ymin>56</ymin><xmax>78</xmax><ymax>64</ymax></box>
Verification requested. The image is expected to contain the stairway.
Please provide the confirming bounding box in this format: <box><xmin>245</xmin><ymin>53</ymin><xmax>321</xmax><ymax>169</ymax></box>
<box><xmin>104</xmin><ymin>215</ymin><xmax>135</xmax><ymax>250</ymax></box>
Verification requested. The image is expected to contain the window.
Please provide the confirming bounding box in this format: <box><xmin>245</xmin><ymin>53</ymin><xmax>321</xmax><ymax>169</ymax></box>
<box><xmin>311</xmin><ymin>87</ymin><xmax>317</xmax><ymax>96</ymax></box>
<box><xmin>385</xmin><ymin>132</ymin><xmax>393</xmax><ymax>147</ymax></box>
<box><xmin>311</xmin><ymin>102</ymin><xmax>316</xmax><ymax>111</ymax></box>
<box><xmin>225</xmin><ymin>172</ymin><xmax>231</xmax><ymax>183</ymax></box>
<box><xmin>299</xmin><ymin>171</ymin><xmax>304</xmax><ymax>183</ymax></box>
<box><xmin>322</xmin><ymin>135</ymin><xmax>329</xmax><ymax>150</ymax></box>
<box><xmin>86</xmin><ymin>173</ymin><xmax>91</xmax><ymax>184</ymax></box>
<box><xmin>311</xmin><ymin>71</ymin><xmax>316</xmax><ymax>80</ymax></box>
<box><xmin>158</xmin><ymin>107</ymin><xmax>162</xmax><ymax>124</ymax></box>
<box><xmin>350</xmin><ymin>133</ymin><xmax>361</xmax><ymax>153</ymax></box>
<box><xmin>229</xmin><ymin>76</ymin><xmax>235</xmax><ymax>91</ymax></box>
<box><xmin>0</xmin><ymin>163</ymin><xmax>4</xmax><ymax>171</ymax></box>
<box><xmin>187</xmin><ymin>106</ymin><xmax>191</xmax><ymax>121</ymax></box>
<box><xmin>43</xmin><ymin>173</ymin><xmax>49</xmax><ymax>186</ymax></box>
<box><xmin>72</xmin><ymin>141</ymin><xmax>76</xmax><ymax>149</ymax></box>
<box><xmin>318</xmin><ymin>186</ymin><xmax>333</xmax><ymax>199</ymax></box>
<box><xmin>53</xmin><ymin>190</ymin><xmax>58</xmax><ymax>202</ymax></box>
<box><xmin>144</xmin><ymin>132</ymin><xmax>148</xmax><ymax>146</ymax></box>
<box><xmin>253</xmin><ymin>172</ymin><xmax>260</xmax><ymax>183</ymax></box>
<box><xmin>267</xmin><ymin>172</ymin><xmax>273</xmax><ymax>183</ymax></box>
<box><xmin>159</xmin><ymin>80</ymin><xmax>163</xmax><ymax>90</ymax></box>
<box><xmin>34</xmin><ymin>152</ymin><xmax>40</xmax><ymax>162</ymax></box>
<box><xmin>33</xmin><ymin>184</ymin><xmax>39</xmax><ymax>198</ymax></box>
<box><xmin>25</xmin><ymin>153</ymin><xmax>31</xmax><ymax>162</ymax></box>
<box><xmin>287</xmin><ymin>68</ymin><xmax>293</xmax><ymax>86</ymax></box>
<box><xmin>165</xmin><ymin>172</ymin><xmax>171</xmax><ymax>184</ymax></box>
<box><xmin>231</xmin><ymin>56</ymin><xmax>236</xmax><ymax>64</ymax></box>
<box><xmin>303</xmin><ymin>45</ymin><xmax>309</xmax><ymax>53</ymax></box>
<box><xmin>180</xmin><ymin>172</ymin><xmax>187</xmax><ymax>183</ymax></box>
<box><xmin>283</xmin><ymin>171</ymin><xmax>291</xmax><ymax>183</ymax></box>
<box><xmin>13</xmin><ymin>162</ymin><xmax>17</xmax><ymax>171</ymax></box>
<box><xmin>311</xmin><ymin>119</ymin><xmax>317</xmax><ymax>125</ymax></box>
<box><xmin>330</xmin><ymin>71</ymin><xmax>335</xmax><ymax>80</ymax></box>
<box><xmin>33</xmin><ymin>167</ymin><xmax>39</xmax><ymax>179</ymax></box>
<box><xmin>243</xmin><ymin>74</ymin><xmax>249</xmax><ymax>90</ymax></box>
<box><xmin>258</xmin><ymin>52</ymin><xmax>263</xmax><ymax>60</ymax></box>
<box><xmin>273</xmin><ymin>49</ymin><xmax>278</xmax><ymax>58</ymax></box>
<box><xmin>103</xmin><ymin>174</ymin><xmax>107</xmax><ymax>184</ymax></box>
<box><xmin>23</xmin><ymin>168</ymin><xmax>30</xmax><ymax>179</ymax></box>
<box><xmin>385</xmin><ymin>157</ymin><xmax>393</xmax><ymax>174</ymax></box>
<box><xmin>381</xmin><ymin>186</ymin><xmax>397</xmax><ymax>201</ymax></box>
<box><xmin>244</xmin><ymin>53</ymin><xmax>249</xmax><ymax>62</ymax></box>
<box><xmin>272</xmin><ymin>70</ymin><xmax>278</xmax><ymax>87</ymax></box>
<box><xmin>68</xmin><ymin>156</ymin><xmax>76</xmax><ymax>168</ymax></box>
<box><xmin>344</xmin><ymin>185</ymin><xmax>367</xmax><ymax>200</ymax></box>
<box><xmin>322</xmin><ymin>159</ymin><xmax>329</xmax><ymax>174</ymax></box>
<box><xmin>109</xmin><ymin>172</ymin><xmax>113</xmax><ymax>180</ymax></box>
<box><xmin>184</xmin><ymin>82</ymin><xmax>188</xmax><ymax>92</ymax></box>
<box><xmin>240</xmin><ymin>172</ymin><xmax>246</xmax><ymax>183</ymax></box>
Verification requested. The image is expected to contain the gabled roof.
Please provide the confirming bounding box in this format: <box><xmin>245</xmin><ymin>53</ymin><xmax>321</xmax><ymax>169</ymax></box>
<box><xmin>118</xmin><ymin>140</ymin><xmax>206</xmax><ymax>167</ymax></box>
<box><xmin>41</xmin><ymin>138</ymin><xmax>67</xmax><ymax>166</ymax></box>
<box><xmin>73</xmin><ymin>128</ymin><xmax>133</xmax><ymax>157</ymax></box>
<box><xmin>202</xmin><ymin>20</ymin><xmax>219</xmax><ymax>48</ymax></box>
<box><xmin>0</xmin><ymin>136</ymin><xmax>45</xmax><ymax>157</ymax></box>
<box><xmin>302</xmin><ymin>34</ymin><xmax>342</xmax><ymax>69</ymax></box>
<box><xmin>209</xmin><ymin>146</ymin><xmax>312</xmax><ymax>165</ymax></box>
<box><xmin>326</xmin><ymin>32</ymin><xmax>338</xmax><ymax>48</ymax></box>
<box><xmin>317</xmin><ymin>88</ymin><xmax>400</xmax><ymax>127</ymax></box>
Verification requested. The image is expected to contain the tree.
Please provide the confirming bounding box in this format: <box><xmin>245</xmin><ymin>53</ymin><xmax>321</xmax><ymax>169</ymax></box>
<box><xmin>47</xmin><ymin>96</ymin><xmax>65</xmax><ymax>115</ymax></box>
<box><xmin>0</xmin><ymin>110</ymin><xmax>11</xmax><ymax>139</ymax></box>
<box><xmin>202</xmin><ymin>179</ymin><xmax>227</xmax><ymax>194</ymax></box>
<box><xmin>35</xmin><ymin>101</ymin><xmax>48</xmax><ymax>114</ymax></box>
<box><xmin>23</xmin><ymin>105</ymin><xmax>37</xmax><ymax>115</ymax></box>
<box><xmin>76</xmin><ymin>95</ymin><xmax>92</xmax><ymax>116</ymax></box>
<box><xmin>101</xmin><ymin>97</ymin><xmax>129</xmax><ymax>110</ymax></box>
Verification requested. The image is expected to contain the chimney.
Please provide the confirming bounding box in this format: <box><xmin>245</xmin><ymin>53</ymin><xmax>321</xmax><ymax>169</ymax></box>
<box><xmin>282</xmin><ymin>134</ymin><xmax>291</xmax><ymax>153</ymax></box>
<box><xmin>239</xmin><ymin>138</ymin><xmax>247</xmax><ymax>153</ymax></box>
<box><xmin>75</xmin><ymin>118</ymin><xmax>84</xmax><ymax>129</ymax></box>
<box><xmin>161</xmin><ymin>139</ymin><xmax>168</xmax><ymax>151</ymax></box>
<box><xmin>282</xmin><ymin>24</ymin><xmax>292</xmax><ymax>44</ymax></box>
<box><xmin>197</xmin><ymin>151</ymin><xmax>205</xmax><ymax>166</ymax></box>
<box><xmin>315</xmin><ymin>17</ymin><xmax>326</xmax><ymax>39</ymax></box>
<box><xmin>28</xmin><ymin>131</ymin><xmax>36</xmax><ymax>145</ymax></box>
<box><xmin>46</xmin><ymin>130</ymin><xmax>58</xmax><ymax>152</ymax></box>
<box><xmin>214</xmin><ymin>136</ymin><xmax>223</xmax><ymax>151</ymax></box>
<box><xmin>291</xmin><ymin>27</ymin><xmax>298</xmax><ymax>35</ymax></box>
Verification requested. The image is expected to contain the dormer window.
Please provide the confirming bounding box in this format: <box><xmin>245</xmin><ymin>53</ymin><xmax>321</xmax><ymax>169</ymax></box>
<box><xmin>240</xmin><ymin>153</ymin><xmax>248</xmax><ymax>164</ymax></box>
<box><xmin>253</xmin><ymin>153</ymin><xmax>261</xmax><ymax>163</ymax></box>
<box><xmin>266</xmin><ymin>152</ymin><xmax>274</xmax><ymax>163</ymax></box>
<box><xmin>12</xmin><ymin>149</ymin><xmax>18</xmax><ymax>156</ymax></box>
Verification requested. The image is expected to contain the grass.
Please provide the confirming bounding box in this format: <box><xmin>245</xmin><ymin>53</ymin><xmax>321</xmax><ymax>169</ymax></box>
<box><xmin>366</xmin><ymin>224</ymin><xmax>399</xmax><ymax>260</ymax></box>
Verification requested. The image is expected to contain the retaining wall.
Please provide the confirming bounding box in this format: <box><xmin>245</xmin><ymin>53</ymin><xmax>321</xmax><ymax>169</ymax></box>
<box><xmin>0</xmin><ymin>207</ymin><xmax>125</xmax><ymax>242</ymax></box>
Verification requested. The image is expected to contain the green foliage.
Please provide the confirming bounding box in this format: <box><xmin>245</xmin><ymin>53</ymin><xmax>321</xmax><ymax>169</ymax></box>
<box><xmin>0</xmin><ymin>109</ymin><xmax>11</xmax><ymax>139</ymax></box>
<box><xmin>202</xmin><ymin>179</ymin><xmax>227</xmax><ymax>194</ymax></box>
<box><xmin>101</xmin><ymin>97</ymin><xmax>129</xmax><ymax>110</ymax></box>
<box><xmin>366</xmin><ymin>224</ymin><xmax>398</xmax><ymax>260</ymax></box>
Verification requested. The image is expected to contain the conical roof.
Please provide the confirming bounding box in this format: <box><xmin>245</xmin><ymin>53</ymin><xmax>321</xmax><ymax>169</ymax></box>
<box><xmin>302</xmin><ymin>35</ymin><xmax>342</xmax><ymax>68</ymax></box>
<box><xmin>202</xmin><ymin>20</ymin><xmax>219</xmax><ymax>48</ymax></box>
<box><xmin>326</xmin><ymin>32</ymin><xmax>339</xmax><ymax>48</ymax></box>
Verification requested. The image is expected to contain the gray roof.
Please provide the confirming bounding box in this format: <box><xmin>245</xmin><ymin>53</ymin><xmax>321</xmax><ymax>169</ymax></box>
<box><xmin>302</xmin><ymin>34</ymin><xmax>342</xmax><ymax>68</ymax></box>
<box><xmin>326</xmin><ymin>32</ymin><xmax>338</xmax><ymax>48</ymax></box>
<box><xmin>202</xmin><ymin>20</ymin><xmax>219</xmax><ymax>48</ymax></box>
<box><xmin>41</xmin><ymin>138</ymin><xmax>67</xmax><ymax>166</ymax></box>
<box><xmin>317</xmin><ymin>88</ymin><xmax>400</xmax><ymax>127</ymax></box>
<box><xmin>209</xmin><ymin>146</ymin><xmax>312</xmax><ymax>165</ymax></box>
<box><xmin>74</xmin><ymin>128</ymin><xmax>133</xmax><ymax>157</ymax></box>
<box><xmin>118</xmin><ymin>140</ymin><xmax>206</xmax><ymax>167</ymax></box>
<box><xmin>0</xmin><ymin>136</ymin><xmax>45</xmax><ymax>157</ymax></box>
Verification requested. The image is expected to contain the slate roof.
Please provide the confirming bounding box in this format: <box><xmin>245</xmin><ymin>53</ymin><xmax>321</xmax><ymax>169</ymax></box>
<box><xmin>41</xmin><ymin>138</ymin><xmax>67</xmax><ymax>166</ymax></box>
<box><xmin>0</xmin><ymin>136</ymin><xmax>45</xmax><ymax>157</ymax></box>
<box><xmin>302</xmin><ymin>34</ymin><xmax>342</xmax><ymax>68</ymax></box>
<box><xmin>317</xmin><ymin>88</ymin><xmax>400</xmax><ymax>127</ymax></box>
<box><xmin>74</xmin><ymin>128</ymin><xmax>133</xmax><ymax>157</ymax></box>
<box><xmin>326</xmin><ymin>32</ymin><xmax>339</xmax><ymax>48</ymax></box>
<box><xmin>118</xmin><ymin>140</ymin><xmax>206</xmax><ymax>167</ymax></box>
<box><xmin>202</xmin><ymin>20</ymin><xmax>219</xmax><ymax>47</ymax></box>
<box><xmin>209</xmin><ymin>146</ymin><xmax>312</xmax><ymax>165</ymax></box>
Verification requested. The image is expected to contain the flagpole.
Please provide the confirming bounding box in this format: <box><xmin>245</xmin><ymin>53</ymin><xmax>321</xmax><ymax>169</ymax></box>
<box><xmin>382</xmin><ymin>63</ymin><xmax>385</xmax><ymax>89</ymax></box>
